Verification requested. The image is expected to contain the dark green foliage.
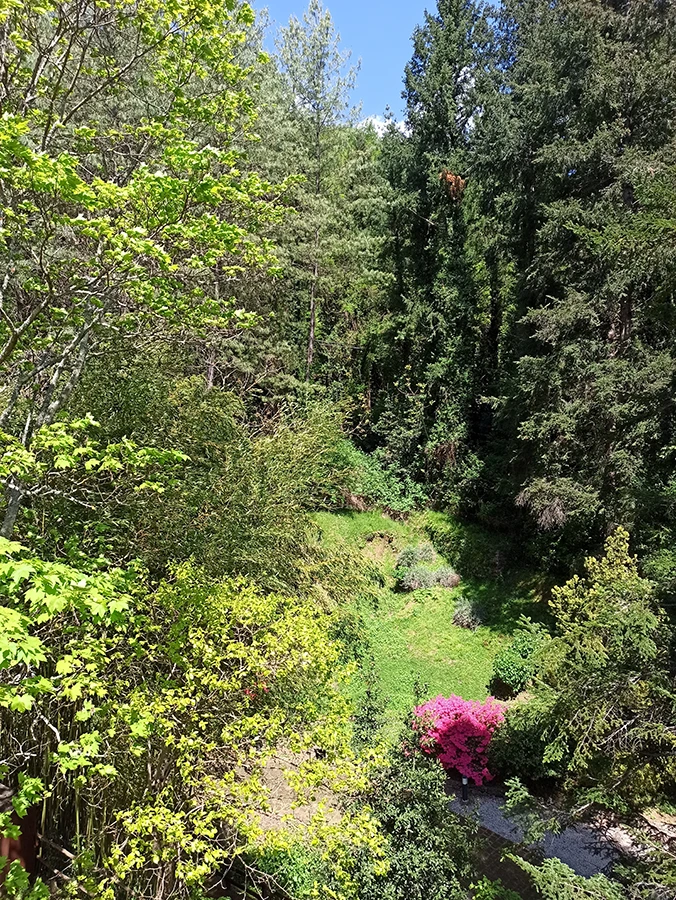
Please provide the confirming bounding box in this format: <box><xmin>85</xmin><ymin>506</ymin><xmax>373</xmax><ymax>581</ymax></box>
<box><xmin>242</xmin><ymin>5</ymin><xmax>393</xmax><ymax>399</ymax></box>
<box><xmin>471</xmin><ymin>878</ymin><xmax>523</xmax><ymax>900</ymax></box>
<box><xmin>490</xmin><ymin>620</ymin><xmax>550</xmax><ymax>696</ymax></box>
<box><xmin>350</xmin><ymin>730</ymin><xmax>474</xmax><ymax>900</ymax></box>
<box><xmin>352</xmin><ymin>659</ymin><xmax>389</xmax><ymax>748</ymax></box>
<box><xmin>641</xmin><ymin>547</ymin><xmax>676</xmax><ymax>606</ymax></box>
<box><xmin>366</xmin><ymin>0</ymin><xmax>676</xmax><ymax>580</ymax></box>
<box><xmin>494</xmin><ymin>531</ymin><xmax>676</xmax><ymax>809</ymax></box>
<box><xmin>508</xmin><ymin>857</ymin><xmax>625</xmax><ymax>900</ymax></box>
<box><xmin>40</xmin><ymin>345</ymin><xmax>371</xmax><ymax>591</ymax></box>
<box><xmin>470</xmin><ymin>0</ymin><xmax>676</xmax><ymax>560</ymax></box>
<box><xmin>489</xmin><ymin>693</ymin><xmax>561</xmax><ymax>783</ymax></box>
<box><xmin>365</xmin><ymin>0</ymin><xmax>497</xmax><ymax>513</ymax></box>
<box><xmin>612</xmin><ymin>833</ymin><xmax>676</xmax><ymax>900</ymax></box>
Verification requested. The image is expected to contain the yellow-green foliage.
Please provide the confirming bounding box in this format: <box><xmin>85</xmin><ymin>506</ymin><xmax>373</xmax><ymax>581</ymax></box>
<box><xmin>549</xmin><ymin>527</ymin><xmax>652</xmax><ymax>629</ymax></box>
<box><xmin>0</xmin><ymin>542</ymin><xmax>378</xmax><ymax>898</ymax></box>
<box><xmin>254</xmin><ymin>806</ymin><xmax>391</xmax><ymax>900</ymax></box>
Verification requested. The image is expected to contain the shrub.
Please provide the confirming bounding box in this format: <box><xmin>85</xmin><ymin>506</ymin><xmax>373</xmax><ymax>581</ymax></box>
<box><xmin>397</xmin><ymin>563</ymin><xmax>438</xmax><ymax>591</ymax></box>
<box><xmin>414</xmin><ymin>695</ymin><xmax>505</xmax><ymax>785</ymax></box>
<box><xmin>395</xmin><ymin>552</ymin><xmax>461</xmax><ymax>592</ymax></box>
<box><xmin>490</xmin><ymin>620</ymin><xmax>550</xmax><ymax>695</ymax></box>
<box><xmin>489</xmin><ymin>695</ymin><xmax>561</xmax><ymax>783</ymax></box>
<box><xmin>333</xmin><ymin>440</ymin><xmax>426</xmax><ymax>512</ymax></box>
<box><xmin>350</xmin><ymin>724</ymin><xmax>474</xmax><ymax>900</ymax></box>
<box><xmin>452</xmin><ymin>595</ymin><xmax>484</xmax><ymax>630</ymax></box>
<box><xmin>471</xmin><ymin>877</ymin><xmax>523</xmax><ymax>900</ymax></box>
<box><xmin>641</xmin><ymin>547</ymin><xmax>676</xmax><ymax>601</ymax></box>
<box><xmin>435</xmin><ymin>565</ymin><xmax>461</xmax><ymax>589</ymax></box>
<box><xmin>395</xmin><ymin>543</ymin><xmax>435</xmax><ymax>569</ymax></box>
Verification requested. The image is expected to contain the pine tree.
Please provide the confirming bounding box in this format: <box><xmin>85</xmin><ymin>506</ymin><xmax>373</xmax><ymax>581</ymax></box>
<box><xmin>275</xmin><ymin>0</ymin><xmax>359</xmax><ymax>379</ymax></box>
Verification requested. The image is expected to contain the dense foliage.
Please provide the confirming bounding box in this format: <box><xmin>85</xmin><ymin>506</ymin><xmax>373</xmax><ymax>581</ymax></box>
<box><xmin>1</xmin><ymin>0</ymin><xmax>676</xmax><ymax>897</ymax></box>
<box><xmin>489</xmin><ymin>620</ymin><xmax>550</xmax><ymax>696</ymax></box>
<box><xmin>493</xmin><ymin>530</ymin><xmax>676</xmax><ymax>810</ymax></box>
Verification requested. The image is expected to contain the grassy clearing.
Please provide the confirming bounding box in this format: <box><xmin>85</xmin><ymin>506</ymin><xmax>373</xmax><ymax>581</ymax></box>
<box><xmin>313</xmin><ymin>510</ymin><xmax>542</xmax><ymax>731</ymax></box>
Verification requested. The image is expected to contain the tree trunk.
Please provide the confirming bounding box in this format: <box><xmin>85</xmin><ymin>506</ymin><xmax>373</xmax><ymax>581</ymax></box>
<box><xmin>1</xmin><ymin>477</ymin><xmax>23</xmax><ymax>538</ymax></box>
<box><xmin>206</xmin><ymin>348</ymin><xmax>216</xmax><ymax>390</ymax></box>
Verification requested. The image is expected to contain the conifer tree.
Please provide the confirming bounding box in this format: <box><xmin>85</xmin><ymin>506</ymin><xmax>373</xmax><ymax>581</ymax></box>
<box><xmin>489</xmin><ymin>0</ymin><xmax>676</xmax><ymax>553</ymax></box>
<box><xmin>276</xmin><ymin>0</ymin><xmax>359</xmax><ymax>379</ymax></box>
<box><xmin>372</xmin><ymin>0</ymin><xmax>495</xmax><ymax>509</ymax></box>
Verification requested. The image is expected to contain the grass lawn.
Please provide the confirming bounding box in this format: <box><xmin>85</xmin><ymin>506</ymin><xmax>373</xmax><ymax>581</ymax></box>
<box><xmin>313</xmin><ymin>510</ymin><xmax>542</xmax><ymax>732</ymax></box>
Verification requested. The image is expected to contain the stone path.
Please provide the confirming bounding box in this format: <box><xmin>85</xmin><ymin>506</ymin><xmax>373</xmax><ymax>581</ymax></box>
<box><xmin>450</xmin><ymin>790</ymin><xmax>619</xmax><ymax>877</ymax></box>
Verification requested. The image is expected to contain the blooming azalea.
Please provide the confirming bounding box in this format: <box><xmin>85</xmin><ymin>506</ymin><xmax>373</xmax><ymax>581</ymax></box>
<box><xmin>413</xmin><ymin>694</ymin><xmax>505</xmax><ymax>785</ymax></box>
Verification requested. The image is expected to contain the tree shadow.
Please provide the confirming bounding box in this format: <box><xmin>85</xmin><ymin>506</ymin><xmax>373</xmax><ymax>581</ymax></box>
<box><xmin>458</xmin><ymin>572</ymin><xmax>553</xmax><ymax>636</ymax></box>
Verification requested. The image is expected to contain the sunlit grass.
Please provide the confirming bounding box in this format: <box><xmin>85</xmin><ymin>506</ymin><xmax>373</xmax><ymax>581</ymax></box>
<box><xmin>313</xmin><ymin>509</ymin><xmax>542</xmax><ymax>733</ymax></box>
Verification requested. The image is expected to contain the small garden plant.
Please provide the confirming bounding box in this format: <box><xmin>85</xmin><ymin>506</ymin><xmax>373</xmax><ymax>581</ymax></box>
<box><xmin>395</xmin><ymin>544</ymin><xmax>461</xmax><ymax>592</ymax></box>
<box><xmin>489</xmin><ymin>620</ymin><xmax>550</xmax><ymax>695</ymax></box>
<box><xmin>452</xmin><ymin>595</ymin><xmax>485</xmax><ymax>630</ymax></box>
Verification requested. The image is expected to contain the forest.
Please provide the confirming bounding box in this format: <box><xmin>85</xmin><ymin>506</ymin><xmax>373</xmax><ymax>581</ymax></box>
<box><xmin>0</xmin><ymin>0</ymin><xmax>674</xmax><ymax>897</ymax></box>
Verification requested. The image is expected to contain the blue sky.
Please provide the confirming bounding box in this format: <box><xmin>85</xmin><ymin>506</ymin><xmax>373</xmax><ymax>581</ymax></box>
<box><xmin>254</xmin><ymin>1</ymin><xmax>429</xmax><ymax>119</ymax></box>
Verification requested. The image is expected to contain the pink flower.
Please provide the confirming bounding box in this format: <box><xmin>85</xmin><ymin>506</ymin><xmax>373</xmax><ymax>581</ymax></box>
<box><xmin>414</xmin><ymin>694</ymin><xmax>505</xmax><ymax>785</ymax></box>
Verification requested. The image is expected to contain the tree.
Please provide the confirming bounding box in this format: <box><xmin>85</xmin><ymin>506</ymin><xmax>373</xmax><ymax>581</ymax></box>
<box><xmin>0</xmin><ymin>543</ymin><xmax>364</xmax><ymax>898</ymax></box>
<box><xmin>473</xmin><ymin>0</ymin><xmax>676</xmax><ymax>555</ymax></box>
<box><xmin>275</xmin><ymin>0</ymin><xmax>360</xmax><ymax>378</ymax></box>
<box><xmin>497</xmin><ymin>529</ymin><xmax>676</xmax><ymax>810</ymax></box>
<box><xmin>0</xmin><ymin>0</ymin><xmax>285</xmax><ymax>535</ymax></box>
<box><xmin>370</xmin><ymin>0</ymin><xmax>498</xmax><ymax>511</ymax></box>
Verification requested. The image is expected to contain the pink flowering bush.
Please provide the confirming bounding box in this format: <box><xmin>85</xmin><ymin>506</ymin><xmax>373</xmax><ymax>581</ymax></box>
<box><xmin>413</xmin><ymin>694</ymin><xmax>505</xmax><ymax>785</ymax></box>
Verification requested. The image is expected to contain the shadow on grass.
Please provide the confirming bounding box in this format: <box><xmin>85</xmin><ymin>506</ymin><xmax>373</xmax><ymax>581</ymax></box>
<box><xmin>459</xmin><ymin>573</ymin><xmax>553</xmax><ymax>636</ymax></box>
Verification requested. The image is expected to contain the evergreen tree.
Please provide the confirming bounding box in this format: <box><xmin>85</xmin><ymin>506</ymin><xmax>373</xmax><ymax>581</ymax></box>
<box><xmin>221</xmin><ymin>3</ymin><xmax>392</xmax><ymax>406</ymax></box>
<box><xmin>275</xmin><ymin>0</ymin><xmax>359</xmax><ymax>379</ymax></box>
<box><xmin>371</xmin><ymin>0</ymin><xmax>498</xmax><ymax>511</ymax></box>
<box><xmin>475</xmin><ymin>0</ymin><xmax>676</xmax><ymax>557</ymax></box>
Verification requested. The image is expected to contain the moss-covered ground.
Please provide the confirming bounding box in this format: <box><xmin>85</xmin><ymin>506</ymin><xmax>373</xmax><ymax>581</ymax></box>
<box><xmin>313</xmin><ymin>510</ymin><xmax>542</xmax><ymax>732</ymax></box>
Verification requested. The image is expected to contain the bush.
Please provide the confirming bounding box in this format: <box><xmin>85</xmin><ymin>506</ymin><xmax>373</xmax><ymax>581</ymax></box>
<box><xmin>435</xmin><ymin>565</ymin><xmax>461</xmax><ymax>589</ymax></box>
<box><xmin>452</xmin><ymin>595</ymin><xmax>484</xmax><ymax>630</ymax></box>
<box><xmin>414</xmin><ymin>695</ymin><xmax>505</xmax><ymax>785</ymax></box>
<box><xmin>395</xmin><ymin>543</ymin><xmax>435</xmax><ymax>569</ymax></box>
<box><xmin>489</xmin><ymin>694</ymin><xmax>563</xmax><ymax>783</ymax></box>
<box><xmin>350</xmin><ymin>726</ymin><xmax>474</xmax><ymax>900</ymax></box>
<box><xmin>333</xmin><ymin>440</ymin><xmax>426</xmax><ymax>512</ymax></box>
<box><xmin>471</xmin><ymin>877</ymin><xmax>523</xmax><ymax>900</ymax></box>
<box><xmin>490</xmin><ymin>620</ymin><xmax>550</xmax><ymax>695</ymax></box>
<box><xmin>394</xmin><ymin>547</ymin><xmax>461</xmax><ymax>592</ymax></box>
<box><xmin>398</xmin><ymin>563</ymin><xmax>438</xmax><ymax>591</ymax></box>
<box><xmin>641</xmin><ymin>546</ymin><xmax>676</xmax><ymax>601</ymax></box>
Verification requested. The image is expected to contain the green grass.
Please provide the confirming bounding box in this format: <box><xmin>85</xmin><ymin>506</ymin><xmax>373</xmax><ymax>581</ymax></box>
<box><xmin>313</xmin><ymin>509</ymin><xmax>542</xmax><ymax>732</ymax></box>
